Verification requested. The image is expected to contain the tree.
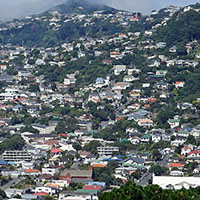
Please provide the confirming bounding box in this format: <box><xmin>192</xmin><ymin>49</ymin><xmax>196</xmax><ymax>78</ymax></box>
<box><xmin>0</xmin><ymin>135</ymin><xmax>25</xmax><ymax>153</ymax></box>
<box><xmin>151</xmin><ymin>149</ymin><xmax>162</xmax><ymax>161</ymax></box>
<box><xmin>43</xmin><ymin>195</ymin><xmax>55</xmax><ymax>200</ymax></box>
<box><xmin>28</xmin><ymin>84</ymin><xmax>40</xmax><ymax>92</ymax></box>
<box><xmin>186</xmin><ymin>135</ymin><xmax>197</xmax><ymax>145</ymax></box>
<box><xmin>150</xmin><ymin>164</ymin><xmax>168</xmax><ymax>176</ymax></box>
<box><xmin>55</xmin><ymin>122</ymin><xmax>67</xmax><ymax>133</ymax></box>
<box><xmin>83</xmin><ymin>141</ymin><xmax>101</xmax><ymax>155</ymax></box>
<box><xmin>0</xmin><ymin>189</ymin><xmax>6</xmax><ymax>199</ymax></box>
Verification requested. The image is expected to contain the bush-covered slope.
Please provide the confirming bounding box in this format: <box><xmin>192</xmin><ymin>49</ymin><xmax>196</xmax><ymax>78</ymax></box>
<box><xmin>155</xmin><ymin>9</ymin><xmax>200</xmax><ymax>46</ymax></box>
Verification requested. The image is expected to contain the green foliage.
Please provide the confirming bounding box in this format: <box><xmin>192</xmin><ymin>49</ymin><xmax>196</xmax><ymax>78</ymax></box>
<box><xmin>10</xmin><ymin>116</ymin><xmax>22</xmax><ymax>125</ymax></box>
<box><xmin>0</xmin><ymin>2</ymin><xmax>121</xmax><ymax>48</ymax></box>
<box><xmin>83</xmin><ymin>140</ymin><xmax>101</xmax><ymax>155</ymax></box>
<box><xmin>99</xmin><ymin>181</ymin><xmax>200</xmax><ymax>200</ymax></box>
<box><xmin>0</xmin><ymin>189</ymin><xmax>6</xmax><ymax>199</ymax></box>
<box><xmin>43</xmin><ymin>195</ymin><xmax>55</xmax><ymax>200</ymax></box>
<box><xmin>151</xmin><ymin>149</ymin><xmax>162</xmax><ymax>161</ymax></box>
<box><xmin>66</xmin><ymin>182</ymin><xmax>84</xmax><ymax>191</ymax></box>
<box><xmin>93</xmin><ymin>161</ymin><xmax>119</xmax><ymax>186</ymax></box>
<box><xmin>186</xmin><ymin>135</ymin><xmax>197</xmax><ymax>145</ymax></box>
<box><xmin>150</xmin><ymin>164</ymin><xmax>168</xmax><ymax>176</ymax></box>
<box><xmin>28</xmin><ymin>84</ymin><xmax>40</xmax><ymax>92</ymax></box>
<box><xmin>22</xmin><ymin>126</ymin><xmax>39</xmax><ymax>134</ymax></box>
<box><xmin>155</xmin><ymin>10</ymin><xmax>200</xmax><ymax>47</ymax></box>
<box><xmin>0</xmin><ymin>134</ymin><xmax>25</xmax><ymax>153</ymax></box>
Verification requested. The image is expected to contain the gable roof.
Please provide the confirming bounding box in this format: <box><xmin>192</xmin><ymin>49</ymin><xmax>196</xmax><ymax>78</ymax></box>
<box><xmin>60</xmin><ymin>170</ymin><xmax>92</xmax><ymax>178</ymax></box>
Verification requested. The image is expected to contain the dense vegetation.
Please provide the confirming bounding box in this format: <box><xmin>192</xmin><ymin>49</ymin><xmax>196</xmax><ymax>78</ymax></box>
<box><xmin>155</xmin><ymin>8</ymin><xmax>200</xmax><ymax>46</ymax></box>
<box><xmin>50</xmin><ymin>0</ymin><xmax>116</xmax><ymax>14</ymax></box>
<box><xmin>0</xmin><ymin>135</ymin><xmax>25</xmax><ymax>153</ymax></box>
<box><xmin>0</xmin><ymin>0</ymin><xmax>122</xmax><ymax>47</ymax></box>
<box><xmin>99</xmin><ymin>181</ymin><xmax>200</xmax><ymax>200</ymax></box>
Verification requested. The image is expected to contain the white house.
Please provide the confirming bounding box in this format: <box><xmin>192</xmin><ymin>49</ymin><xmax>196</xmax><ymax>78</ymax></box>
<box><xmin>168</xmin><ymin>119</ymin><xmax>180</xmax><ymax>129</ymax></box>
<box><xmin>42</xmin><ymin>167</ymin><xmax>59</xmax><ymax>176</ymax></box>
<box><xmin>138</xmin><ymin>119</ymin><xmax>154</xmax><ymax>128</ymax></box>
<box><xmin>152</xmin><ymin>134</ymin><xmax>162</xmax><ymax>143</ymax></box>
<box><xmin>33</xmin><ymin>186</ymin><xmax>56</xmax><ymax>195</ymax></box>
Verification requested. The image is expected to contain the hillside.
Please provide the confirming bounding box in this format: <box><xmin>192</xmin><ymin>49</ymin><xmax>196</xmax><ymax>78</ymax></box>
<box><xmin>50</xmin><ymin>0</ymin><xmax>116</xmax><ymax>14</ymax></box>
<box><xmin>0</xmin><ymin>0</ymin><xmax>122</xmax><ymax>47</ymax></box>
<box><xmin>154</xmin><ymin>4</ymin><xmax>200</xmax><ymax>46</ymax></box>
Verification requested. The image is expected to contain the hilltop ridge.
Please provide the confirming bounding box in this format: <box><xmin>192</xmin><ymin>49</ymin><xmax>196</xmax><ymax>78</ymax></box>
<box><xmin>49</xmin><ymin>0</ymin><xmax>116</xmax><ymax>14</ymax></box>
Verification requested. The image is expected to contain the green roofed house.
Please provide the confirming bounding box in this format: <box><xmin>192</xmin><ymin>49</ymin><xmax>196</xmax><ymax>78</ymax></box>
<box><xmin>156</xmin><ymin>70</ymin><xmax>168</xmax><ymax>76</ymax></box>
<box><xmin>168</xmin><ymin>119</ymin><xmax>180</xmax><ymax>129</ymax></box>
<box><xmin>141</xmin><ymin>134</ymin><xmax>152</xmax><ymax>143</ymax></box>
<box><xmin>76</xmin><ymin>189</ymin><xmax>98</xmax><ymax>195</ymax></box>
<box><xmin>120</xmin><ymin>138</ymin><xmax>129</xmax><ymax>143</ymax></box>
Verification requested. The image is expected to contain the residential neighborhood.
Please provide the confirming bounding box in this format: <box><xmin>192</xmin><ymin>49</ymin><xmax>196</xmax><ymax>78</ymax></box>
<box><xmin>0</xmin><ymin>1</ymin><xmax>200</xmax><ymax>200</ymax></box>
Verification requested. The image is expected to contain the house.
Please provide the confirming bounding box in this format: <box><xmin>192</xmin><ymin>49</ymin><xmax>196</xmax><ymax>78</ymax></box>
<box><xmin>88</xmin><ymin>92</ymin><xmax>101</xmax><ymax>103</ymax></box>
<box><xmin>96</xmin><ymin>77</ymin><xmax>104</xmax><ymax>86</ymax></box>
<box><xmin>176</xmin><ymin>59</ymin><xmax>185</xmax><ymax>66</ymax></box>
<box><xmin>168</xmin><ymin>119</ymin><xmax>180</xmax><ymax>129</ymax></box>
<box><xmin>156</xmin><ymin>42</ymin><xmax>166</xmax><ymax>48</ymax></box>
<box><xmin>5</xmin><ymin>188</ymin><xmax>24</xmax><ymax>198</ymax></box>
<box><xmin>169</xmin><ymin>45</ymin><xmax>177</xmax><ymax>53</ymax></box>
<box><xmin>110</xmin><ymin>51</ymin><xmax>122</xmax><ymax>59</ymax></box>
<box><xmin>166</xmin><ymin>60</ymin><xmax>175</xmax><ymax>66</ymax></box>
<box><xmin>97</xmin><ymin>146</ymin><xmax>119</xmax><ymax>156</ymax></box>
<box><xmin>23</xmin><ymin>169</ymin><xmax>41</xmax><ymax>176</ymax></box>
<box><xmin>123</xmin><ymin>75</ymin><xmax>137</xmax><ymax>82</ymax></box>
<box><xmin>177</xmin><ymin>102</ymin><xmax>193</xmax><ymax>110</ymax></box>
<box><xmin>171</xmin><ymin>136</ymin><xmax>186</xmax><ymax>146</ymax></box>
<box><xmin>188</xmin><ymin>149</ymin><xmax>200</xmax><ymax>159</ymax></box>
<box><xmin>152</xmin><ymin>134</ymin><xmax>162</xmax><ymax>143</ymax></box>
<box><xmin>102</xmin><ymin>59</ymin><xmax>113</xmax><ymax>65</ymax></box>
<box><xmin>141</xmin><ymin>134</ymin><xmax>152</xmax><ymax>143</ymax></box>
<box><xmin>78</xmin><ymin>150</ymin><xmax>91</xmax><ymax>160</ymax></box>
<box><xmin>149</xmin><ymin>59</ymin><xmax>160</xmax><ymax>67</ymax></box>
<box><xmin>31</xmin><ymin>123</ymin><xmax>55</xmax><ymax>134</ymax></box>
<box><xmin>12</xmin><ymin>104</ymin><xmax>23</xmax><ymax>113</ymax></box>
<box><xmin>137</xmin><ymin>119</ymin><xmax>154</xmax><ymax>128</ymax></box>
<box><xmin>174</xmin><ymin>81</ymin><xmax>185</xmax><ymax>88</ymax></box>
<box><xmin>84</xmin><ymin>153</ymin><xmax>96</xmax><ymax>164</ymax></box>
<box><xmin>42</xmin><ymin>167</ymin><xmax>59</xmax><ymax>176</ymax></box>
<box><xmin>59</xmin><ymin>170</ymin><xmax>93</xmax><ymax>183</ymax></box>
<box><xmin>82</xmin><ymin>185</ymin><xmax>102</xmax><ymax>192</ymax></box>
<box><xmin>129</xmin><ymin>136</ymin><xmax>141</xmax><ymax>145</ymax></box>
<box><xmin>33</xmin><ymin>186</ymin><xmax>56</xmax><ymax>195</ymax></box>
<box><xmin>181</xmin><ymin>146</ymin><xmax>193</xmax><ymax>156</ymax></box>
<box><xmin>112</xmin><ymin>82</ymin><xmax>130</xmax><ymax>92</ymax></box>
<box><xmin>168</xmin><ymin>162</ymin><xmax>184</xmax><ymax>170</ymax></box>
<box><xmin>156</xmin><ymin>70</ymin><xmax>168</xmax><ymax>76</ymax></box>
<box><xmin>122</xmin><ymin>157</ymin><xmax>145</xmax><ymax>168</ymax></box>
<box><xmin>170</xmin><ymin>170</ymin><xmax>184</xmax><ymax>176</ymax></box>
<box><xmin>113</xmin><ymin>65</ymin><xmax>126</xmax><ymax>75</ymax></box>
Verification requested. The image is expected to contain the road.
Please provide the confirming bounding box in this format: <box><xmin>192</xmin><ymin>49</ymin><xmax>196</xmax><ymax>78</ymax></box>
<box><xmin>115</xmin><ymin>98</ymin><xmax>132</xmax><ymax>117</ymax></box>
<box><xmin>0</xmin><ymin>178</ymin><xmax>18</xmax><ymax>190</ymax></box>
<box><xmin>137</xmin><ymin>154</ymin><xmax>170</xmax><ymax>186</ymax></box>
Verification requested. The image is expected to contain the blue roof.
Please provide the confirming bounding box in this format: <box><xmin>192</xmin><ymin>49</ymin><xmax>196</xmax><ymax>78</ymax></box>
<box><xmin>104</xmin><ymin>158</ymin><xmax>122</xmax><ymax>162</ymax></box>
<box><xmin>13</xmin><ymin>105</ymin><xmax>23</xmax><ymax>109</ymax></box>
<box><xmin>0</xmin><ymin>160</ymin><xmax>7</xmax><ymax>165</ymax></box>
<box><xmin>88</xmin><ymin>182</ymin><xmax>106</xmax><ymax>187</ymax></box>
<box><xmin>96</xmin><ymin>77</ymin><xmax>104</xmax><ymax>83</ymax></box>
<box><xmin>7</xmin><ymin>161</ymin><xmax>16</xmax><ymax>165</ymax></box>
<box><xmin>182</xmin><ymin>127</ymin><xmax>192</xmax><ymax>132</ymax></box>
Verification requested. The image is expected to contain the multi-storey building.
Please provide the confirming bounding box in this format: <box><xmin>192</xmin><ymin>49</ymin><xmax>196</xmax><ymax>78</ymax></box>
<box><xmin>97</xmin><ymin>146</ymin><xmax>119</xmax><ymax>156</ymax></box>
<box><xmin>2</xmin><ymin>150</ymin><xmax>32</xmax><ymax>162</ymax></box>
